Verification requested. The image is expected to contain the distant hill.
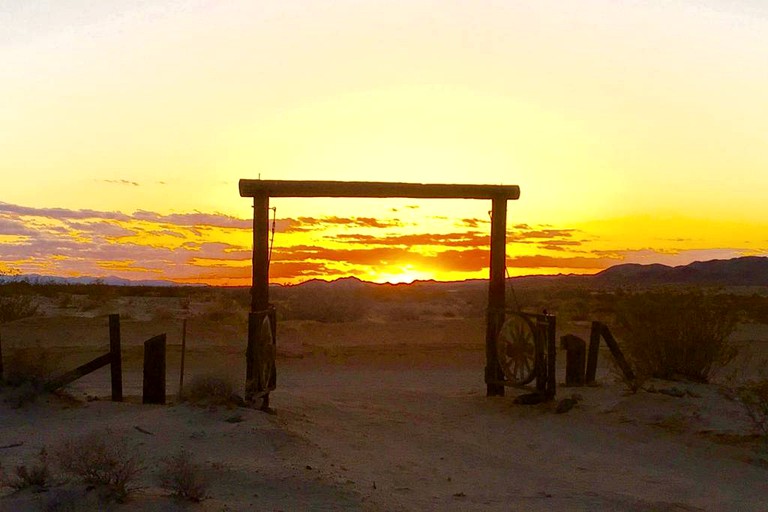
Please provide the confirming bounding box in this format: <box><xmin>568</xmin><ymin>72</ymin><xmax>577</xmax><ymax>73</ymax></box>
<box><xmin>590</xmin><ymin>256</ymin><xmax>768</xmax><ymax>287</ymax></box>
<box><xmin>3</xmin><ymin>256</ymin><xmax>768</xmax><ymax>290</ymax></box>
<box><xmin>0</xmin><ymin>273</ymin><xmax>187</xmax><ymax>287</ymax></box>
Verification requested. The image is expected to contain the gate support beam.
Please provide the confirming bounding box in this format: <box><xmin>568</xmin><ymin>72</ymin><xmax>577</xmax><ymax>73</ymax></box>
<box><xmin>247</xmin><ymin>193</ymin><xmax>271</xmax><ymax>404</ymax></box>
<box><xmin>251</xmin><ymin>193</ymin><xmax>270</xmax><ymax>313</ymax></box>
<box><xmin>485</xmin><ymin>197</ymin><xmax>507</xmax><ymax>396</ymax></box>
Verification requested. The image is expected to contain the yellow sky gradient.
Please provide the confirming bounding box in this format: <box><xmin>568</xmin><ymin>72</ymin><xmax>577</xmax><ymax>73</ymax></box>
<box><xmin>2</xmin><ymin>1</ymin><xmax>768</xmax><ymax>284</ymax></box>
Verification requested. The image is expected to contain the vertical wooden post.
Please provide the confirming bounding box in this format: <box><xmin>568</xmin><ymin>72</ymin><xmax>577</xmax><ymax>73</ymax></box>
<box><xmin>485</xmin><ymin>197</ymin><xmax>507</xmax><ymax>396</ymax></box>
<box><xmin>178</xmin><ymin>318</ymin><xmax>187</xmax><ymax>397</ymax></box>
<box><xmin>251</xmin><ymin>193</ymin><xmax>270</xmax><ymax>313</ymax></box>
<box><xmin>143</xmin><ymin>334</ymin><xmax>166</xmax><ymax>405</ymax></box>
<box><xmin>562</xmin><ymin>334</ymin><xmax>586</xmax><ymax>386</ymax></box>
<box><xmin>586</xmin><ymin>321</ymin><xmax>602</xmax><ymax>384</ymax></box>
<box><xmin>0</xmin><ymin>327</ymin><xmax>4</xmax><ymax>383</ymax></box>
<box><xmin>109</xmin><ymin>314</ymin><xmax>123</xmax><ymax>402</ymax></box>
<box><xmin>547</xmin><ymin>315</ymin><xmax>557</xmax><ymax>398</ymax></box>
<box><xmin>247</xmin><ymin>193</ymin><xmax>271</xmax><ymax>400</ymax></box>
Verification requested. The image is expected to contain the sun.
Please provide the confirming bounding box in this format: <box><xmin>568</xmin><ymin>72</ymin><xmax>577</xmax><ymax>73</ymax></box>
<box><xmin>367</xmin><ymin>265</ymin><xmax>435</xmax><ymax>284</ymax></box>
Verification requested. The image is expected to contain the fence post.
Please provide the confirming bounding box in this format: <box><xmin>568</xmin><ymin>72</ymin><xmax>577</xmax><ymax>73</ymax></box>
<box><xmin>109</xmin><ymin>314</ymin><xmax>123</xmax><ymax>402</ymax></box>
<box><xmin>561</xmin><ymin>334</ymin><xmax>586</xmax><ymax>386</ymax></box>
<box><xmin>586</xmin><ymin>321</ymin><xmax>601</xmax><ymax>384</ymax></box>
<box><xmin>546</xmin><ymin>315</ymin><xmax>557</xmax><ymax>398</ymax></box>
<box><xmin>178</xmin><ymin>318</ymin><xmax>187</xmax><ymax>398</ymax></box>
<box><xmin>0</xmin><ymin>327</ymin><xmax>4</xmax><ymax>383</ymax></box>
<box><xmin>143</xmin><ymin>334</ymin><xmax>166</xmax><ymax>405</ymax></box>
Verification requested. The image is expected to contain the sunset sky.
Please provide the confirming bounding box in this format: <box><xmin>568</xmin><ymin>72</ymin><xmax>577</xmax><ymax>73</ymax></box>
<box><xmin>2</xmin><ymin>1</ymin><xmax>768</xmax><ymax>285</ymax></box>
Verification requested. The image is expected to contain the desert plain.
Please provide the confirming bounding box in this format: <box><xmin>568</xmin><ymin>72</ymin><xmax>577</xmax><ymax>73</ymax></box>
<box><xmin>1</xmin><ymin>280</ymin><xmax>767</xmax><ymax>511</ymax></box>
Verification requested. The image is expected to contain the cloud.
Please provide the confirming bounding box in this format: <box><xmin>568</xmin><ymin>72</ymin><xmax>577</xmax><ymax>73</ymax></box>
<box><xmin>103</xmin><ymin>179</ymin><xmax>139</xmax><ymax>186</ymax></box>
<box><xmin>506</xmin><ymin>255</ymin><xmax>619</xmax><ymax>269</ymax></box>
<box><xmin>0</xmin><ymin>218</ymin><xmax>36</xmax><ymax>236</ymax></box>
<box><xmin>133</xmin><ymin>211</ymin><xmax>252</xmax><ymax>229</ymax></box>
<box><xmin>334</xmin><ymin>231</ymin><xmax>489</xmax><ymax>248</ymax></box>
<box><xmin>0</xmin><ymin>202</ymin><xmax>132</xmax><ymax>222</ymax></box>
<box><xmin>460</xmin><ymin>217</ymin><xmax>490</xmax><ymax>228</ymax></box>
<box><xmin>273</xmin><ymin>244</ymin><xmax>489</xmax><ymax>273</ymax></box>
<box><xmin>284</xmin><ymin>216</ymin><xmax>402</xmax><ymax>232</ymax></box>
<box><xmin>0</xmin><ymin>200</ymin><xmax>615</xmax><ymax>283</ymax></box>
<box><xmin>508</xmin><ymin>227</ymin><xmax>577</xmax><ymax>241</ymax></box>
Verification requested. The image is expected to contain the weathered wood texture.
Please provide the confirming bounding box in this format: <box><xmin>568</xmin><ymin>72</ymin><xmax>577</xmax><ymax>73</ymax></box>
<box><xmin>47</xmin><ymin>353</ymin><xmax>112</xmax><ymax>391</ymax></box>
<box><xmin>178</xmin><ymin>318</ymin><xmax>187</xmax><ymax>397</ymax></box>
<box><xmin>586</xmin><ymin>321</ymin><xmax>602</xmax><ymax>384</ymax></box>
<box><xmin>599</xmin><ymin>323</ymin><xmax>636</xmax><ymax>383</ymax></box>
<box><xmin>0</xmin><ymin>328</ymin><xmax>4</xmax><ymax>382</ymax></box>
<box><xmin>143</xmin><ymin>334</ymin><xmax>166</xmax><ymax>405</ymax></box>
<box><xmin>246</xmin><ymin>308</ymin><xmax>277</xmax><ymax>404</ymax></box>
<box><xmin>485</xmin><ymin>198</ymin><xmax>507</xmax><ymax>396</ymax></box>
<box><xmin>240</xmin><ymin>180</ymin><xmax>520</xmax><ymax>200</ymax></box>
<box><xmin>546</xmin><ymin>315</ymin><xmax>557</xmax><ymax>398</ymax></box>
<box><xmin>251</xmin><ymin>194</ymin><xmax>270</xmax><ymax>313</ymax></box>
<box><xmin>561</xmin><ymin>334</ymin><xmax>586</xmax><ymax>386</ymax></box>
<box><xmin>585</xmin><ymin>321</ymin><xmax>636</xmax><ymax>384</ymax></box>
<box><xmin>109</xmin><ymin>314</ymin><xmax>123</xmax><ymax>402</ymax></box>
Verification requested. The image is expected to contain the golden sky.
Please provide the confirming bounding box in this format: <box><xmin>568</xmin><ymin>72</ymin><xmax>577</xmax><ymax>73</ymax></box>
<box><xmin>2</xmin><ymin>1</ymin><xmax>768</xmax><ymax>284</ymax></box>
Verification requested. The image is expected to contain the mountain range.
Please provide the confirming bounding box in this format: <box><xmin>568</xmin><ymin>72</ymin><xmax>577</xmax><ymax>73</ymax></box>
<box><xmin>2</xmin><ymin>256</ymin><xmax>768</xmax><ymax>288</ymax></box>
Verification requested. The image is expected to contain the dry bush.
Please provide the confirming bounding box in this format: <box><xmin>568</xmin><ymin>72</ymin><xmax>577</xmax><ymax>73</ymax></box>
<box><xmin>0</xmin><ymin>294</ymin><xmax>38</xmax><ymax>323</ymax></box>
<box><xmin>2</xmin><ymin>348</ymin><xmax>61</xmax><ymax>407</ymax></box>
<box><xmin>157</xmin><ymin>449</ymin><xmax>209</xmax><ymax>502</ymax></box>
<box><xmin>739</xmin><ymin>379</ymin><xmax>768</xmax><ymax>437</ymax></box>
<box><xmin>198</xmin><ymin>294</ymin><xmax>247</xmax><ymax>323</ymax></box>
<box><xmin>617</xmin><ymin>291</ymin><xmax>738</xmax><ymax>383</ymax></box>
<box><xmin>6</xmin><ymin>448</ymin><xmax>51</xmax><ymax>491</ymax></box>
<box><xmin>3</xmin><ymin>348</ymin><xmax>59</xmax><ymax>388</ymax></box>
<box><xmin>182</xmin><ymin>374</ymin><xmax>242</xmax><ymax>407</ymax></box>
<box><xmin>282</xmin><ymin>288</ymin><xmax>370</xmax><ymax>323</ymax></box>
<box><xmin>54</xmin><ymin>429</ymin><xmax>144</xmax><ymax>503</ymax></box>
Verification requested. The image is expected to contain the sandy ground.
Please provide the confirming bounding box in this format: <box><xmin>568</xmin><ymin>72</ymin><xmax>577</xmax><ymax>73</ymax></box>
<box><xmin>2</xmin><ymin>305</ymin><xmax>768</xmax><ymax>511</ymax></box>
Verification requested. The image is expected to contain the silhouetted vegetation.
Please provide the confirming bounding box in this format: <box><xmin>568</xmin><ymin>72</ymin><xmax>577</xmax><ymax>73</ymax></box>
<box><xmin>55</xmin><ymin>429</ymin><xmax>144</xmax><ymax>503</ymax></box>
<box><xmin>615</xmin><ymin>291</ymin><xmax>738</xmax><ymax>383</ymax></box>
<box><xmin>157</xmin><ymin>449</ymin><xmax>209</xmax><ymax>502</ymax></box>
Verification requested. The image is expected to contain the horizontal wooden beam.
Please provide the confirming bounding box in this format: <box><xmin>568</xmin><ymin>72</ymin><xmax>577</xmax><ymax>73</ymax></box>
<box><xmin>239</xmin><ymin>180</ymin><xmax>520</xmax><ymax>200</ymax></box>
<box><xmin>47</xmin><ymin>353</ymin><xmax>112</xmax><ymax>391</ymax></box>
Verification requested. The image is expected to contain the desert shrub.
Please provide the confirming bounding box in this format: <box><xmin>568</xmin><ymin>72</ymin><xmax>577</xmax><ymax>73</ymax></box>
<box><xmin>157</xmin><ymin>449</ymin><xmax>209</xmax><ymax>502</ymax></box>
<box><xmin>617</xmin><ymin>291</ymin><xmax>738</xmax><ymax>383</ymax></box>
<box><xmin>198</xmin><ymin>295</ymin><xmax>247</xmax><ymax>323</ymax></box>
<box><xmin>739</xmin><ymin>379</ymin><xmax>768</xmax><ymax>437</ymax></box>
<box><xmin>182</xmin><ymin>374</ymin><xmax>241</xmax><ymax>407</ymax></box>
<box><xmin>6</xmin><ymin>448</ymin><xmax>51</xmax><ymax>491</ymax></box>
<box><xmin>385</xmin><ymin>305</ymin><xmax>422</xmax><ymax>321</ymax></box>
<box><xmin>54</xmin><ymin>429</ymin><xmax>144</xmax><ymax>502</ymax></box>
<box><xmin>2</xmin><ymin>348</ymin><xmax>60</xmax><ymax>406</ymax></box>
<box><xmin>282</xmin><ymin>288</ymin><xmax>370</xmax><ymax>323</ymax></box>
<box><xmin>0</xmin><ymin>294</ymin><xmax>38</xmax><ymax>323</ymax></box>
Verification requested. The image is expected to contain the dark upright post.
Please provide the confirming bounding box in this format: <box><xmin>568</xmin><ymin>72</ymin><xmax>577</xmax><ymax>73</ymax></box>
<box><xmin>547</xmin><ymin>315</ymin><xmax>557</xmax><ymax>398</ymax></box>
<box><xmin>251</xmin><ymin>193</ymin><xmax>270</xmax><ymax>313</ymax></box>
<box><xmin>562</xmin><ymin>334</ymin><xmax>586</xmax><ymax>386</ymax></box>
<box><xmin>585</xmin><ymin>321</ymin><xmax>602</xmax><ymax>384</ymax></box>
<box><xmin>247</xmin><ymin>193</ymin><xmax>271</xmax><ymax>404</ymax></box>
<box><xmin>485</xmin><ymin>197</ymin><xmax>507</xmax><ymax>396</ymax></box>
<box><xmin>143</xmin><ymin>334</ymin><xmax>166</xmax><ymax>405</ymax></box>
<box><xmin>109</xmin><ymin>314</ymin><xmax>123</xmax><ymax>402</ymax></box>
<box><xmin>0</xmin><ymin>328</ymin><xmax>4</xmax><ymax>383</ymax></box>
<box><xmin>178</xmin><ymin>318</ymin><xmax>187</xmax><ymax>397</ymax></box>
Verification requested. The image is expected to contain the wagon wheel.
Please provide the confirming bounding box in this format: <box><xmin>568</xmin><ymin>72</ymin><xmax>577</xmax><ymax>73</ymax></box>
<box><xmin>496</xmin><ymin>313</ymin><xmax>538</xmax><ymax>385</ymax></box>
<box><xmin>256</xmin><ymin>314</ymin><xmax>276</xmax><ymax>393</ymax></box>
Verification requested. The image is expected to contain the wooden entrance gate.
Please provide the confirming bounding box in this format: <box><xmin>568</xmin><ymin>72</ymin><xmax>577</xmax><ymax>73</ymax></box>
<box><xmin>239</xmin><ymin>180</ymin><xmax>520</xmax><ymax>407</ymax></box>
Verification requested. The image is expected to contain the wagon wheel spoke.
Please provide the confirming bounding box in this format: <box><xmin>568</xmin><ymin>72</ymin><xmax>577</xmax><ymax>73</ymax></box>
<box><xmin>496</xmin><ymin>313</ymin><xmax>538</xmax><ymax>385</ymax></box>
